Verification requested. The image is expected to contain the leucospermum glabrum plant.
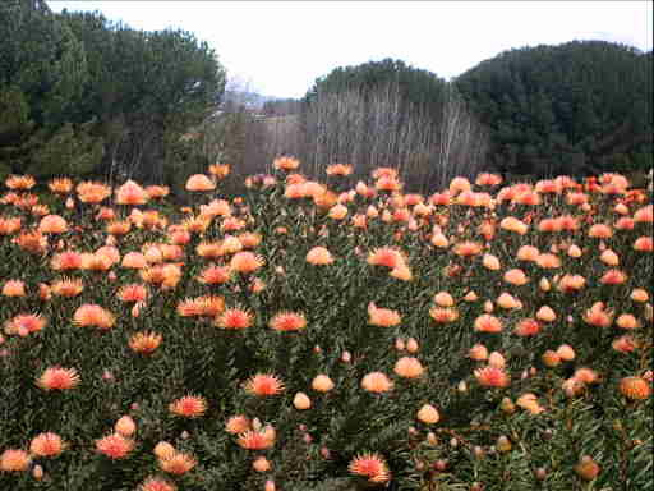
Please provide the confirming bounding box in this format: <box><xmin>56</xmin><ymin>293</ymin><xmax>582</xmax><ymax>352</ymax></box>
<box><xmin>0</xmin><ymin>164</ymin><xmax>651</xmax><ymax>491</ymax></box>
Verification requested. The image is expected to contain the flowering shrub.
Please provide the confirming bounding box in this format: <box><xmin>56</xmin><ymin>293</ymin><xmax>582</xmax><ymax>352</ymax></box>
<box><xmin>0</xmin><ymin>168</ymin><xmax>652</xmax><ymax>491</ymax></box>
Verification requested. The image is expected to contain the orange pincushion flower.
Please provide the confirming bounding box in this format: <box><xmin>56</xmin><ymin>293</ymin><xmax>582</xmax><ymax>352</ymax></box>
<box><xmin>557</xmin><ymin>275</ymin><xmax>586</xmax><ymax>293</ymax></box>
<box><xmin>504</xmin><ymin>269</ymin><xmax>528</xmax><ymax>285</ymax></box>
<box><xmin>3</xmin><ymin>280</ymin><xmax>26</xmax><ymax>297</ymax></box>
<box><xmin>429</xmin><ymin>307</ymin><xmax>459</xmax><ymax>323</ymax></box>
<box><xmin>230</xmin><ymin>251</ymin><xmax>264</xmax><ymax>273</ymax></box>
<box><xmin>115</xmin><ymin>180</ymin><xmax>148</xmax><ymax>205</ymax></box>
<box><xmin>199</xmin><ymin>295</ymin><xmax>225</xmax><ymax>316</ymax></box>
<box><xmin>14</xmin><ymin>193</ymin><xmax>39</xmax><ymax>209</ymax></box>
<box><xmin>159</xmin><ymin>452</ymin><xmax>197</xmax><ymax>474</ymax></box>
<box><xmin>488</xmin><ymin>352</ymin><xmax>506</xmax><ymax>368</ymax></box>
<box><xmin>537</xmin><ymin>218</ymin><xmax>561</xmax><ymax>232</ymax></box>
<box><xmin>468</xmin><ymin>344</ymin><xmax>489</xmax><ymax>361</ymax></box>
<box><xmin>449</xmin><ymin>177</ymin><xmax>471</xmax><ymax>194</ymax></box>
<box><xmin>375</xmin><ymin>175</ymin><xmax>402</xmax><ymax>192</ymax></box>
<box><xmin>51</xmin><ymin>277</ymin><xmax>84</xmax><ymax>297</ymax></box>
<box><xmin>96</xmin><ymin>246</ymin><xmax>120</xmax><ymax>264</ymax></box>
<box><xmin>475</xmin><ymin>366</ymin><xmax>510</xmax><ymax>387</ymax></box>
<box><xmin>6</xmin><ymin>175</ymin><xmax>35</xmax><ymax>190</ymax></box>
<box><xmin>118</xmin><ymin>284</ymin><xmax>148</xmax><ymax>303</ymax></box>
<box><xmin>73</xmin><ymin>304</ymin><xmax>115</xmax><ymax>330</ymax></box>
<box><xmin>630</xmin><ymin>289</ymin><xmax>649</xmax><ymax>303</ymax></box>
<box><xmin>95</xmin><ymin>207</ymin><xmax>116</xmax><ymax>221</ymax></box>
<box><xmin>122</xmin><ymin>252</ymin><xmax>147</xmax><ymax>269</ymax></box>
<box><xmin>367</xmin><ymin>247</ymin><xmax>405</xmax><ymax>269</ymax></box>
<box><xmin>634</xmin><ymin>237</ymin><xmax>653</xmax><ymax>252</ymax></box>
<box><xmin>516</xmin><ymin>245</ymin><xmax>540</xmax><ymax>262</ymax></box>
<box><xmin>221</xmin><ymin>217</ymin><xmax>246</xmax><ymax>232</ymax></box>
<box><xmin>612</xmin><ymin>335</ymin><xmax>637</xmax><ymax>353</ymax></box>
<box><xmin>482</xmin><ymin>254</ymin><xmax>501</xmax><ymax>270</ymax></box>
<box><xmin>582</xmin><ymin>303</ymin><xmax>613</xmax><ymax>327</ymax></box>
<box><xmin>536</xmin><ymin>306</ymin><xmax>557</xmax><ymax>322</ymax></box>
<box><xmin>36</xmin><ymin>366</ymin><xmax>79</xmax><ymax>391</ymax></box>
<box><xmin>542</xmin><ymin>350</ymin><xmax>561</xmax><ymax>367</ymax></box>
<box><xmin>129</xmin><ymin>331</ymin><xmax>162</xmax><ymax>354</ymax></box>
<box><xmin>372</xmin><ymin>167</ymin><xmax>398</xmax><ymax>180</ymax></box>
<box><xmin>368</xmin><ymin>302</ymin><xmax>401</xmax><ymax>327</ymax></box>
<box><xmin>106</xmin><ymin>220</ymin><xmax>131</xmax><ymax>236</ymax></box>
<box><xmin>574</xmin><ymin>367</ymin><xmax>599</xmax><ymax>384</ymax></box>
<box><xmin>616</xmin><ymin>314</ymin><xmax>639</xmax><ymax>330</ymax></box>
<box><xmin>434</xmin><ymin>292</ymin><xmax>454</xmax><ymax>307</ymax></box>
<box><xmin>0</xmin><ymin>216</ymin><xmax>21</xmax><ymax>235</ymax></box>
<box><xmin>476</xmin><ymin>173</ymin><xmax>502</xmax><ymax>186</ymax></box>
<box><xmin>535</xmin><ymin>253</ymin><xmax>560</xmax><ymax>269</ymax></box>
<box><xmin>81</xmin><ymin>252</ymin><xmax>112</xmax><ymax>272</ymax></box>
<box><xmin>634</xmin><ymin>204</ymin><xmax>653</xmax><ymax>223</ymax></box>
<box><xmin>253</xmin><ymin>455</ymin><xmax>272</xmax><ymax>472</ymax></box>
<box><xmin>185</xmin><ymin>174</ymin><xmax>215</xmax><ymax>192</ymax></box>
<box><xmin>238</xmin><ymin>426</ymin><xmax>276</xmax><ymax>450</ymax></box>
<box><xmin>348</xmin><ymin>453</ymin><xmax>390</xmax><ymax>483</ymax></box>
<box><xmin>620</xmin><ymin>376</ymin><xmax>651</xmax><ymax>400</ymax></box>
<box><xmin>114</xmin><ymin>416</ymin><xmax>136</xmax><ymax>437</ymax></box>
<box><xmin>453</xmin><ymin>241</ymin><xmax>482</xmax><ymax>257</ymax></box>
<box><xmin>4</xmin><ymin>313</ymin><xmax>46</xmax><ymax>336</ymax></box>
<box><xmin>208</xmin><ymin>164</ymin><xmax>231</xmax><ymax>178</ymax></box>
<box><xmin>514</xmin><ymin>191</ymin><xmax>540</xmax><ymax>206</ymax></box>
<box><xmin>269</xmin><ymin>312</ymin><xmax>306</xmax><ymax>332</ymax></box>
<box><xmin>588</xmin><ymin>224</ymin><xmax>612</xmax><ymax>239</ymax></box>
<box><xmin>274</xmin><ymin>156</ymin><xmax>300</xmax><ymax>171</ymax></box>
<box><xmin>245</xmin><ymin>374</ymin><xmax>285</xmax><ymax>396</ymax></box>
<box><xmin>217</xmin><ymin>309</ymin><xmax>253</xmax><ymax>330</ymax></box>
<box><xmin>496</xmin><ymin>293</ymin><xmax>521</xmax><ymax>310</ymax></box>
<box><xmin>77</xmin><ymin>182</ymin><xmax>111</xmax><ymax>203</ymax></box>
<box><xmin>600</xmin><ymin>269</ymin><xmax>627</xmax><ymax>285</ymax></box>
<box><xmin>16</xmin><ymin>230</ymin><xmax>47</xmax><ymax>254</ymax></box>
<box><xmin>225</xmin><ymin>415</ymin><xmax>250</xmax><ymax>434</ymax></box>
<box><xmin>177</xmin><ymin>298</ymin><xmax>205</xmax><ymax>317</ymax></box>
<box><xmin>575</xmin><ymin>455</ymin><xmax>600</xmax><ymax>481</ymax></box>
<box><xmin>182</xmin><ymin>215</ymin><xmax>210</xmax><ymax>233</ymax></box>
<box><xmin>361</xmin><ymin>372</ymin><xmax>393</xmax><ymax>393</ymax></box>
<box><xmin>312</xmin><ymin>374</ymin><xmax>335</xmax><ymax>392</ymax></box>
<box><xmin>390</xmin><ymin>264</ymin><xmax>413</xmax><ymax>281</ymax></box>
<box><xmin>196</xmin><ymin>242</ymin><xmax>224</xmax><ymax>259</ymax></box>
<box><xmin>394</xmin><ymin>357</ymin><xmax>425</xmax><ymax>378</ymax></box>
<box><xmin>600</xmin><ymin>249</ymin><xmax>619</xmax><ymax>266</ymax></box>
<box><xmin>170</xmin><ymin>395</ymin><xmax>207</xmax><ymax>418</ymax></box>
<box><xmin>38</xmin><ymin>215</ymin><xmax>67</xmax><ymax>234</ymax></box>
<box><xmin>514</xmin><ymin>318</ymin><xmax>541</xmax><ymax>336</ymax></box>
<box><xmin>0</xmin><ymin>449</ymin><xmax>31</xmax><ymax>472</ymax></box>
<box><xmin>326</xmin><ymin>164</ymin><xmax>353</xmax><ymax>176</ymax></box>
<box><xmin>238</xmin><ymin>232</ymin><xmax>261</xmax><ymax>249</ymax></box>
<box><xmin>48</xmin><ymin>178</ymin><xmax>73</xmax><ymax>194</ymax></box>
<box><xmin>30</xmin><ymin>432</ymin><xmax>65</xmax><ymax>457</ymax></box>
<box><xmin>145</xmin><ymin>185</ymin><xmax>171</xmax><ymax>199</ymax></box>
<box><xmin>139</xmin><ymin>477</ymin><xmax>177</xmax><ymax>491</ymax></box>
<box><xmin>474</xmin><ymin>315</ymin><xmax>503</xmax><ymax>333</ymax></box>
<box><xmin>307</xmin><ymin>246</ymin><xmax>334</xmax><ymax>265</ymax></box>
<box><xmin>500</xmin><ymin>216</ymin><xmax>529</xmax><ymax>234</ymax></box>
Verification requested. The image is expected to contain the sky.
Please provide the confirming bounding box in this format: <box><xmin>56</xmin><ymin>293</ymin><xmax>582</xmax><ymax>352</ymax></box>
<box><xmin>48</xmin><ymin>1</ymin><xmax>653</xmax><ymax>98</ymax></box>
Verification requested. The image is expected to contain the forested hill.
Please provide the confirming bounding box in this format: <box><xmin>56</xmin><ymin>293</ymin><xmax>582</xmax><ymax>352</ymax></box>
<box><xmin>455</xmin><ymin>41</ymin><xmax>652</xmax><ymax>177</ymax></box>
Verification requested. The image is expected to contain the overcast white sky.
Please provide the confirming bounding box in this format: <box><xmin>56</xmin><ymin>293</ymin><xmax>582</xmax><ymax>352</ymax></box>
<box><xmin>48</xmin><ymin>1</ymin><xmax>653</xmax><ymax>98</ymax></box>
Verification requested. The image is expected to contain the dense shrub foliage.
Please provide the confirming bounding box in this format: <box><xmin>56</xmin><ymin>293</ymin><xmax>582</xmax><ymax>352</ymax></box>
<box><xmin>0</xmin><ymin>163</ymin><xmax>652</xmax><ymax>490</ymax></box>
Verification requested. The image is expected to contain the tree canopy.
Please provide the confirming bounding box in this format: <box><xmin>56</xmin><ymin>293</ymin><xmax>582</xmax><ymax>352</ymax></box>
<box><xmin>455</xmin><ymin>41</ymin><xmax>653</xmax><ymax>177</ymax></box>
<box><xmin>0</xmin><ymin>0</ymin><xmax>225</xmax><ymax>186</ymax></box>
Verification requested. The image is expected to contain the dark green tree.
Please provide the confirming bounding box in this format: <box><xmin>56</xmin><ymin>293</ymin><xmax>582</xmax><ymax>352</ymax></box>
<box><xmin>455</xmin><ymin>41</ymin><xmax>653</xmax><ymax>177</ymax></box>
